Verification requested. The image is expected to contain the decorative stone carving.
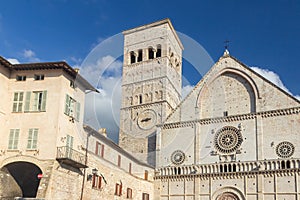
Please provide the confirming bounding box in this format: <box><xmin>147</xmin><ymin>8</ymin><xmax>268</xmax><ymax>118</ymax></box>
<box><xmin>217</xmin><ymin>192</ymin><xmax>240</xmax><ymax>200</ymax></box>
<box><xmin>171</xmin><ymin>150</ymin><xmax>185</xmax><ymax>165</ymax></box>
<box><xmin>214</xmin><ymin>126</ymin><xmax>243</xmax><ymax>154</ymax></box>
<box><xmin>276</xmin><ymin>141</ymin><xmax>295</xmax><ymax>158</ymax></box>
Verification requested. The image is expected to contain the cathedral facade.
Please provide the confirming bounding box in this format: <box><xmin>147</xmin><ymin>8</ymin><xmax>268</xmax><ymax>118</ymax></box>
<box><xmin>119</xmin><ymin>19</ymin><xmax>300</xmax><ymax>200</ymax></box>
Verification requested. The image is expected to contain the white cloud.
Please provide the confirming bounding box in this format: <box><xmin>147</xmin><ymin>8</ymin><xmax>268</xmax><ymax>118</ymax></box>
<box><xmin>80</xmin><ymin>55</ymin><xmax>122</xmax><ymax>142</ymax></box>
<box><xmin>250</xmin><ymin>67</ymin><xmax>291</xmax><ymax>93</ymax></box>
<box><xmin>6</xmin><ymin>58</ymin><xmax>20</xmax><ymax>64</ymax></box>
<box><xmin>250</xmin><ymin>66</ymin><xmax>299</xmax><ymax>99</ymax></box>
<box><xmin>22</xmin><ymin>49</ymin><xmax>40</xmax><ymax>62</ymax></box>
<box><xmin>23</xmin><ymin>49</ymin><xmax>35</xmax><ymax>58</ymax></box>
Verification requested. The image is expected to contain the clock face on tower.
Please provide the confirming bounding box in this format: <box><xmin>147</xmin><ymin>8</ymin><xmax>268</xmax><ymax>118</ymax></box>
<box><xmin>137</xmin><ymin>109</ymin><xmax>157</xmax><ymax>130</ymax></box>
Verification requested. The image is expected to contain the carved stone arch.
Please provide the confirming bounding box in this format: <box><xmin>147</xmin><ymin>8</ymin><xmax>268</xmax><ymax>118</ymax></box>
<box><xmin>212</xmin><ymin>187</ymin><xmax>245</xmax><ymax>200</ymax></box>
<box><xmin>196</xmin><ymin>68</ymin><xmax>259</xmax><ymax>118</ymax></box>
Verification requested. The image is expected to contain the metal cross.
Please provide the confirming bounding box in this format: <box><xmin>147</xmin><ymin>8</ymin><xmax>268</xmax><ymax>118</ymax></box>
<box><xmin>224</xmin><ymin>40</ymin><xmax>230</xmax><ymax>50</ymax></box>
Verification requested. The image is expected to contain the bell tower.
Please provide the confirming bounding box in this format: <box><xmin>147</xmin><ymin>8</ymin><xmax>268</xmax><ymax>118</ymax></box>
<box><xmin>119</xmin><ymin>19</ymin><xmax>183</xmax><ymax>166</ymax></box>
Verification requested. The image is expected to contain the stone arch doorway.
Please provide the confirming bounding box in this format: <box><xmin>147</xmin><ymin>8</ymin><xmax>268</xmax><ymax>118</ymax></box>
<box><xmin>212</xmin><ymin>187</ymin><xmax>245</xmax><ymax>200</ymax></box>
<box><xmin>216</xmin><ymin>192</ymin><xmax>240</xmax><ymax>200</ymax></box>
<box><xmin>2</xmin><ymin>161</ymin><xmax>42</xmax><ymax>198</ymax></box>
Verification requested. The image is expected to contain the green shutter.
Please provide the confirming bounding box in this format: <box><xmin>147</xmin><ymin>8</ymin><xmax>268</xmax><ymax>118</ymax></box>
<box><xmin>75</xmin><ymin>102</ymin><xmax>80</xmax><ymax>121</ymax></box>
<box><xmin>14</xmin><ymin>129</ymin><xmax>19</xmax><ymax>149</ymax></box>
<box><xmin>64</xmin><ymin>94</ymin><xmax>70</xmax><ymax>115</ymax></box>
<box><xmin>27</xmin><ymin>129</ymin><xmax>33</xmax><ymax>149</ymax></box>
<box><xmin>41</xmin><ymin>91</ymin><xmax>47</xmax><ymax>111</ymax></box>
<box><xmin>8</xmin><ymin>129</ymin><xmax>14</xmax><ymax>149</ymax></box>
<box><xmin>24</xmin><ymin>92</ymin><xmax>31</xmax><ymax>112</ymax></box>
<box><xmin>33</xmin><ymin>129</ymin><xmax>38</xmax><ymax>149</ymax></box>
<box><xmin>32</xmin><ymin>92</ymin><xmax>38</xmax><ymax>111</ymax></box>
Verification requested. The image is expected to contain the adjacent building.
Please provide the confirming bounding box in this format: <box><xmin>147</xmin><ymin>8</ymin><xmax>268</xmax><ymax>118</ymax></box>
<box><xmin>0</xmin><ymin>58</ymin><xmax>154</xmax><ymax>199</ymax></box>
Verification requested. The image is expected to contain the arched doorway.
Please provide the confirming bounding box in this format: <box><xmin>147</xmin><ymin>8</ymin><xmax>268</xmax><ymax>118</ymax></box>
<box><xmin>2</xmin><ymin>161</ymin><xmax>42</xmax><ymax>198</ymax></box>
<box><xmin>217</xmin><ymin>192</ymin><xmax>240</xmax><ymax>200</ymax></box>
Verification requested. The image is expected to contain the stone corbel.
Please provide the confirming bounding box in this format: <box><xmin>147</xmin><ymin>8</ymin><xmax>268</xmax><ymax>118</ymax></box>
<box><xmin>0</xmin><ymin>149</ymin><xmax>5</xmax><ymax>156</ymax></box>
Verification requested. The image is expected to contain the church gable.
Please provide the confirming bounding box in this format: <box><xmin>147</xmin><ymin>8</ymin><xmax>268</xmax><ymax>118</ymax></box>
<box><xmin>166</xmin><ymin>53</ymin><xmax>299</xmax><ymax>123</ymax></box>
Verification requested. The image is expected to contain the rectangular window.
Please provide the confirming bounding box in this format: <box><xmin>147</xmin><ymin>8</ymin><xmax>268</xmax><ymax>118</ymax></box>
<box><xmin>129</xmin><ymin>163</ymin><xmax>132</xmax><ymax>174</ymax></box>
<box><xmin>16</xmin><ymin>75</ymin><xmax>26</xmax><ymax>81</ymax></box>
<box><xmin>34</xmin><ymin>74</ymin><xmax>44</xmax><ymax>80</ymax></box>
<box><xmin>142</xmin><ymin>193</ymin><xmax>149</xmax><ymax>200</ymax></box>
<box><xmin>137</xmin><ymin>50</ymin><xmax>143</xmax><ymax>62</ymax></box>
<box><xmin>27</xmin><ymin>128</ymin><xmax>38</xmax><ymax>149</ymax></box>
<box><xmin>115</xmin><ymin>183</ymin><xmax>122</xmax><ymax>196</ymax></box>
<box><xmin>64</xmin><ymin>94</ymin><xmax>81</xmax><ymax>121</ymax></box>
<box><xmin>95</xmin><ymin>142</ymin><xmax>104</xmax><ymax>157</ymax></box>
<box><xmin>126</xmin><ymin>188</ymin><xmax>132</xmax><ymax>199</ymax></box>
<box><xmin>12</xmin><ymin>92</ymin><xmax>24</xmax><ymax>112</ymax></box>
<box><xmin>144</xmin><ymin>170</ymin><xmax>148</xmax><ymax>180</ymax></box>
<box><xmin>8</xmin><ymin>129</ymin><xmax>20</xmax><ymax>150</ymax></box>
<box><xmin>117</xmin><ymin>155</ymin><xmax>121</xmax><ymax>167</ymax></box>
<box><xmin>24</xmin><ymin>91</ymin><xmax>47</xmax><ymax>112</ymax></box>
<box><xmin>92</xmin><ymin>174</ymin><xmax>102</xmax><ymax>189</ymax></box>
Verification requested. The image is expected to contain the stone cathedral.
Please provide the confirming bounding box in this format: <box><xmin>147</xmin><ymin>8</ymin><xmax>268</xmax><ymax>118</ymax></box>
<box><xmin>119</xmin><ymin>19</ymin><xmax>300</xmax><ymax>199</ymax></box>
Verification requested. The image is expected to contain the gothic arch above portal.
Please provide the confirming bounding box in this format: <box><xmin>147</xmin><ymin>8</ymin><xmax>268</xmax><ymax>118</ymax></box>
<box><xmin>197</xmin><ymin>68</ymin><xmax>259</xmax><ymax>118</ymax></box>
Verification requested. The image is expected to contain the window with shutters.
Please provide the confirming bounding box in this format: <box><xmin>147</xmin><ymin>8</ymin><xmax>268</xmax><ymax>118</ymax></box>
<box><xmin>117</xmin><ymin>155</ymin><xmax>121</xmax><ymax>167</ymax></box>
<box><xmin>8</xmin><ymin>129</ymin><xmax>20</xmax><ymax>150</ymax></box>
<box><xmin>64</xmin><ymin>94</ymin><xmax>81</xmax><ymax>121</ymax></box>
<box><xmin>142</xmin><ymin>193</ymin><xmax>149</xmax><ymax>200</ymax></box>
<box><xmin>115</xmin><ymin>183</ymin><xmax>122</xmax><ymax>196</ymax></box>
<box><xmin>12</xmin><ymin>92</ymin><xmax>24</xmax><ymax>112</ymax></box>
<box><xmin>126</xmin><ymin>188</ymin><xmax>132</xmax><ymax>199</ymax></box>
<box><xmin>92</xmin><ymin>174</ymin><xmax>102</xmax><ymax>189</ymax></box>
<box><xmin>95</xmin><ymin>142</ymin><xmax>104</xmax><ymax>157</ymax></box>
<box><xmin>24</xmin><ymin>91</ymin><xmax>47</xmax><ymax>112</ymax></box>
<box><xmin>27</xmin><ymin>128</ymin><xmax>38</xmax><ymax>149</ymax></box>
<box><xmin>34</xmin><ymin>74</ymin><xmax>44</xmax><ymax>80</ymax></box>
<box><xmin>16</xmin><ymin>75</ymin><xmax>26</xmax><ymax>81</ymax></box>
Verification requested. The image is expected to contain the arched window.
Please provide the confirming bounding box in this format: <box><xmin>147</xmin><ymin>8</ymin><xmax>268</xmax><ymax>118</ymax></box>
<box><xmin>178</xmin><ymin>167</ymin><xmax>181</xmax><ymax>175</ymax></box>
<box><xmin>148</xmin><ymin>47</ymin><xmax>154</xmax><ymax>59</ymax></box>
<box><xmin>137</xmin><ymin>50</ymin><xmax>143</xmax><ymax>62</ymax></box>
<box><xmin>286</xmin><ymin>160</ymin><xmax>291</xmax><ymax>169</ymax></box>
<box><xmin>130</xmin><ymin>51</ymin><xmax>136</xmax><ymax>64</ymax></box>
<box><xmin>281</xmin><ymin>160</ymin><xmax>286</xmax><ymax>169</ymax></box>
<box><xmin>139</xmin><ymin>95</ymin><xmax>143</xmax><ymax>104</ymax></box>
<box><xmin>224</xmin><ymin>165</ymin><xmax>228</xmax><ymax>173</ymax></box>
<box><xmin>228</xmin><ymin>164</ymin><xmax>232</xmax><ymax>172</ymax></box>
<box><xmin>220</xmin><ymin>165</ymin><xmax>223</xmax><ymax>173</ymax></box>
<box><xmin>156</xmin><ymin>45</ymin><xmax>161</xmax><ymax>58</ymax></box>
<box><xmin>233</xmin><ymin>164</ymin><xmax>237</xmax><ymax>172</ymax></box>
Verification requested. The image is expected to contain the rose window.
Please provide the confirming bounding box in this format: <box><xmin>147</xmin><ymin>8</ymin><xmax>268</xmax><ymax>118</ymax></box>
<box><xmin>171</xmin><ymin>150</ymin><xmax>185</xmax><ymax>165</ymax></box>
<box><xmin>214</xmin><ymin>126</ymin><xmax>243</xmax><ymax>154</ymax></box>
<box><xmin>276</xmin><ymin>141</ymin><xmax>295</xmax><ymax>158</ymax></box>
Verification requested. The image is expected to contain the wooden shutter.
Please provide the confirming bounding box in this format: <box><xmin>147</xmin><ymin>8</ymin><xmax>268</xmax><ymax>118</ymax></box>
<box><xmin>8</xmin><ymin>129</ymin><xmax>14</xmax><ymax>149</ymax></box>
<box><xmin>24</xmin><ymin>91</ymin><xmax>31</xmax><ymax>112</ymax></box>
<box><xmin>75</xmin><ymin>102</ymin><xmax>80</xmax><ymax>121</ymax></box>
<box><xmin>27</xmin><ymin>128</ymin><xmax>33</xmax><ymax>149</ymax></box>
<box><xmin>64</xmin><ymin>94</ymin><xmax>70</xmax><ymax>115</ymax></box>
<box><xmin>13</xmin><ymin>129</ymin><xmax>19</xmax><ymax>149</ymax></box>
<box><xmin>101</xmin><ymin>144</ymin><xmax>104</xmax><ymax>158</ymax></box>
<box><xmin>41</xmin><ymin>91</ymin><xmax>47</xmax><ymax>111</ymax></box>
<box><xmin>32</xmin><ymin>128</ymin><xmax>38</xmax><ymax>149</ymax></box>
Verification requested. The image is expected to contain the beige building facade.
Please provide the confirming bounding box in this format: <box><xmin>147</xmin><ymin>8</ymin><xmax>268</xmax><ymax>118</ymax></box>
<box><xmin>0</xmin><ymin>58</ymin><xmax>154</xmax><ymax>199</ymax></box>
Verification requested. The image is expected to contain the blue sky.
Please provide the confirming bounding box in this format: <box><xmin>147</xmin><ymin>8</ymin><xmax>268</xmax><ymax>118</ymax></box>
<box><xmin>1</xmin><ymin>0</ymin><xmax>300</xmax><ymax>141</ymax></box>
